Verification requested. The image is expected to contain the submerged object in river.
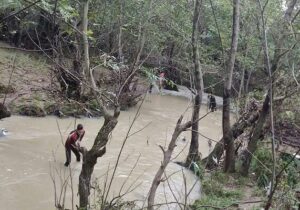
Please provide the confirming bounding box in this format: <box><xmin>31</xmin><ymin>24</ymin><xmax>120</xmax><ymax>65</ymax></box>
<box><xmin>0</xmin><ymin>128</ymin><xmax>8</xmax><ymax>137</ymax></box>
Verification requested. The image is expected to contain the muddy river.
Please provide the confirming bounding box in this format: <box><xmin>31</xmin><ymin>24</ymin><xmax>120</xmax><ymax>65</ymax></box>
<box><xmin>0</xmin><ymin>94</ymin><xmax>222</xmax><ymax>210</ymax></box>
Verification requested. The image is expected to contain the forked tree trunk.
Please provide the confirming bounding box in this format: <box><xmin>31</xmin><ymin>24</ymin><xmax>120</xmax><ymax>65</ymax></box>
<box><xmin>223</xmin><ymin>0</ymin><xmax>240</xmax><ymax>173</ymax></box>
<box><xmin>79</xmin><ymin>109</ymin><xmax>120</xmax><ymax>209</ymax></box>
<box><xmin>186</xmin><ymin>0</ymin><xmax>204</xmax><ymax>166</ymax></box>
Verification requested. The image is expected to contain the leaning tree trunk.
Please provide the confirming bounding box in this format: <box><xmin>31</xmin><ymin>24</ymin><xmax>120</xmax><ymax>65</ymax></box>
<box><xmin>186</xmin><ymin>0</ymin><xmax>204</xmax><ymax>167</ymax></box>
<box><xmin>79</xmin><ymin>109</ymin><xmax>120</xmax><ymax>209</ymax></box>
<box><xmin>222</xmin><ymin>0</ymin><xmax>240</xmax><ymax>173</ymax></box>
<box><xmin>203</xmin><ymin>100</ymin><xmax>260</xmax><ymax>169</ymax></box>
<box><xmin>240</xmin><ymin>92</ymin><xmax>270</xmax><ymax>176</ymax></box>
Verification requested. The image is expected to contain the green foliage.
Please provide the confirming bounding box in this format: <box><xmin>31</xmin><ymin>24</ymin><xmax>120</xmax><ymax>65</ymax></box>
<box><xmin>192</xmin><ymin>195</ymin><xmax>238</xmax><ymax>210</ymax></box>
<box><xmin>210</xmin><ymin>170</ymin><xmax>229</xmax><ymax>183</ymax></box>
<box><xmin>250</xmin><ymin>144</ymin><xmax>273</xmax><ymax>188</ymax></box>
<box><xmin>279</xmin><ymin>153</ymin><xmax>300</xmax><ymax>188</ymax></box>
<box><xmin>249</xmin><ymin>147</ymin><xmax>299</xmax><ymax>209</ymax></box>
<box><xmin>0</xmin><ymin>0</ymin><xmax>22</xmax><ymax>10</ymax></box>
<box><xmin>191</xmin><ymin>179</ymin><xmax>242</xmax><ymax>209</ymax></box>
<box><xmin>191</xmin><ymin>169</ymin><xmax>247</xmax><ymax>210</ymax></box>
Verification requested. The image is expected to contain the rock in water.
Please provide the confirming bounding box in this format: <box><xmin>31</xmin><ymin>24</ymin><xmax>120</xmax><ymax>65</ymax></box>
<box><xmin>0</xmin><ymin>128</ymin><xmax>8</xmax><ymax>137</ymax></box>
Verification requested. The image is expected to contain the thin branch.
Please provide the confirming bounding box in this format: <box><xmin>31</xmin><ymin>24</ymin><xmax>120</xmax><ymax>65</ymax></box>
<box><xmin>257</xmin><ymin>0</ymin><xmax>276</xmax><ymax>195</ymax></box>
<box><xmin>163</xmin><ymin>171</ymin><xmax>183</xmax><ymax>210</ymax></box>
<box><xmin>0</xmin><ymin>46</ymin><xmax>53</xmax><ymax>52</ymax></box>
<box><xmin>103</xmin><ymin>94</ymin><xmax>147</xmax><ymax>204</ymax></box>
<box><xmin>0</xmin><ymin>0</ymin><xmax>42</xmax><ymax>23</ymax></box>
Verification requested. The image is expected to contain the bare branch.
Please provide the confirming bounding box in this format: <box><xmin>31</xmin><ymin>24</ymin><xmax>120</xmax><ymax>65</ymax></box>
<box><xmin>3</xmin><ymin>55</ymin><xmax>16</xmax><ymax>105</ymax></box>
<box><xmin>0</xmin><ymin>0</ymin><xmax>41</xmax><ymax>23</ymax></box>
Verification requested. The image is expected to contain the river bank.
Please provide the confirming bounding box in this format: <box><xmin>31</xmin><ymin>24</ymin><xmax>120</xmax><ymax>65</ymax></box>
<box><xmin>0</xmin><ymin>43</ymin><xmax>225</xmax><ymax>119</ymax></box>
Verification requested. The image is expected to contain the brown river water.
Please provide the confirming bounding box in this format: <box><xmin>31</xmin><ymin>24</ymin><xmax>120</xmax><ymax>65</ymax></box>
<box><xmin>0</xmin><ymin>94</ymin><xmax>222</xmax><ymax>210</ymax></box>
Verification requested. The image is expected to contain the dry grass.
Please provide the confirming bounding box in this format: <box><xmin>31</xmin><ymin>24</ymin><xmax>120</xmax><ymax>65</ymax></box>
<box><xmin>0</xmin><ymin>42</ymin><xmax>54</xmax><ymax>112</ymax></box>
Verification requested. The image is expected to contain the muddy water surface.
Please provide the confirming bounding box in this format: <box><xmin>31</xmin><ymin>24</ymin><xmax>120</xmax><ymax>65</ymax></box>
<box><xmin>0</xmin><ymin>95</ymin><xmax>222</xmax><ymax>210</ymax></box>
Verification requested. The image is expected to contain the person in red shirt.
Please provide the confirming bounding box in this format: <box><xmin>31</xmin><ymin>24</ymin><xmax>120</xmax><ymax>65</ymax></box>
<box><xmin>64</xmin><ymin>124</ymin><xmax>85</xmax><ymax>167</ymax></box>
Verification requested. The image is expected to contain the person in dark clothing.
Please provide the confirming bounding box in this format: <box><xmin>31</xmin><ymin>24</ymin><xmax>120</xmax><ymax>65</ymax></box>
<box><xmin>208</xmin><ymin>93</ymin><xmax>217</xmax><ymax>112</ymax></box>
<box><xmin>149</xmin><ymin>83</ymin><xmax>153</xmax><ymax>93</ymax></box>
<box><xmin>64</xmin><ymin>124</ymin><xmax>85</xmax><ymax>167</ymax></box>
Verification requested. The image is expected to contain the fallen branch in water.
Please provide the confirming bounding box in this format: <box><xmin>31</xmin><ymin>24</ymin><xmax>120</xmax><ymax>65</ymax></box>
<box><xmin>147</xmin><ymin>115</ymin><xmax>192</xmax><ymax>210</ymax></box>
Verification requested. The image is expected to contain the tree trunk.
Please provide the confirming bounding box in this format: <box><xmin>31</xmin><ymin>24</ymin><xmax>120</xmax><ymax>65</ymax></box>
<box><xmin>0</xmin><ymin>103</ymin><xmax>11</xmax><ymax>119</ymax></box>
<box><xmin>117</xmin><ymin>0</ymin><xmax>124</xmax><ymax>63</ymax></box>
<box><xmin>222</xmin><ymin>0</ymin><xmax>240</xmax><ymax>173</ymax></box>
<box><xmin>239</xmin><ymin>92</ymin><xmax>270</xmax><ymax>176</ymax></box>
<box><xmin>203</xmin><ymin>103</ymin><xmax>260</xmax><ymax>169</ymax></box>
<box><xmin>79</xmin><ymin>152</ymin><xmax>97</xmax><ymax>208</ymax></box>
<box><xmin>81</xmin><ymin>0</ymin><xmax>97</xmax><ymax>89</ymax></box>
<box><xmin>78</xmin><ymin>110</ymin><xmax>120</xmax><ymax>209</ymax></box>
<box><xmin>186</xmin><ymin>0</ymin><xmax>204</xmax><ymax>167</ymax></box>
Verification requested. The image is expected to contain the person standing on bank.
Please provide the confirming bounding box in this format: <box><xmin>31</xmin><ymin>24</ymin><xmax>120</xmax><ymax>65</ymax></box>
<box><xmin>64</xmin><ymin>124</ymin><xmax>85</xmax><ymax>167</ymax></box>
<box><xmin>208</xmin><ymin>93</ymin><xmax>217</xmax><ymax>112</ymax></box>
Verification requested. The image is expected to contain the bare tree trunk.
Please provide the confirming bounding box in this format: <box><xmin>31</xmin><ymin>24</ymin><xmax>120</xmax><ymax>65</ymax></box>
<box><xmin>238</xmin><ymin>67</ymin><xmax>245</xmax><ymax>100</ymax></box>
<box><xmin>79</xmin><ymin>109</ymin><xmax>120</xmax><ymax>209</ymax></box>
<box><xmin>186</xmin><ymin>0</ymin><xmax>204</xmax><ymax>166</ymax></box>
<box><xmin>147</xmin><ymin>116</ymin><xmax>192</xmax><ymax>210</ymax></box>
<box><xmin>0</xmin><ymin>103</ymin><xmax>11</xmax><ymax>119</ymax></box>
<box><xmin>117</xmin><ymin>0</ymin><xmax>124</xmax><ymax>63</ymax></box>
<box><xmin>257</xmin><ymin>0</ymin><xmax>276</xmax><ymax>193</ymax></box>
<box><xmin>81</xmin><ymin>0</ymin><xmax>97</xmax><ymax>89</ymax></box>
<box><xmin>236</xmin><ymin>48</ymin><xmax>248</xmax><ymax>119</ymax></box>
<box><xmin>223</xmin><ymin>0</ymin><xmax>240</xmax><ymax>173</ymax></box>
